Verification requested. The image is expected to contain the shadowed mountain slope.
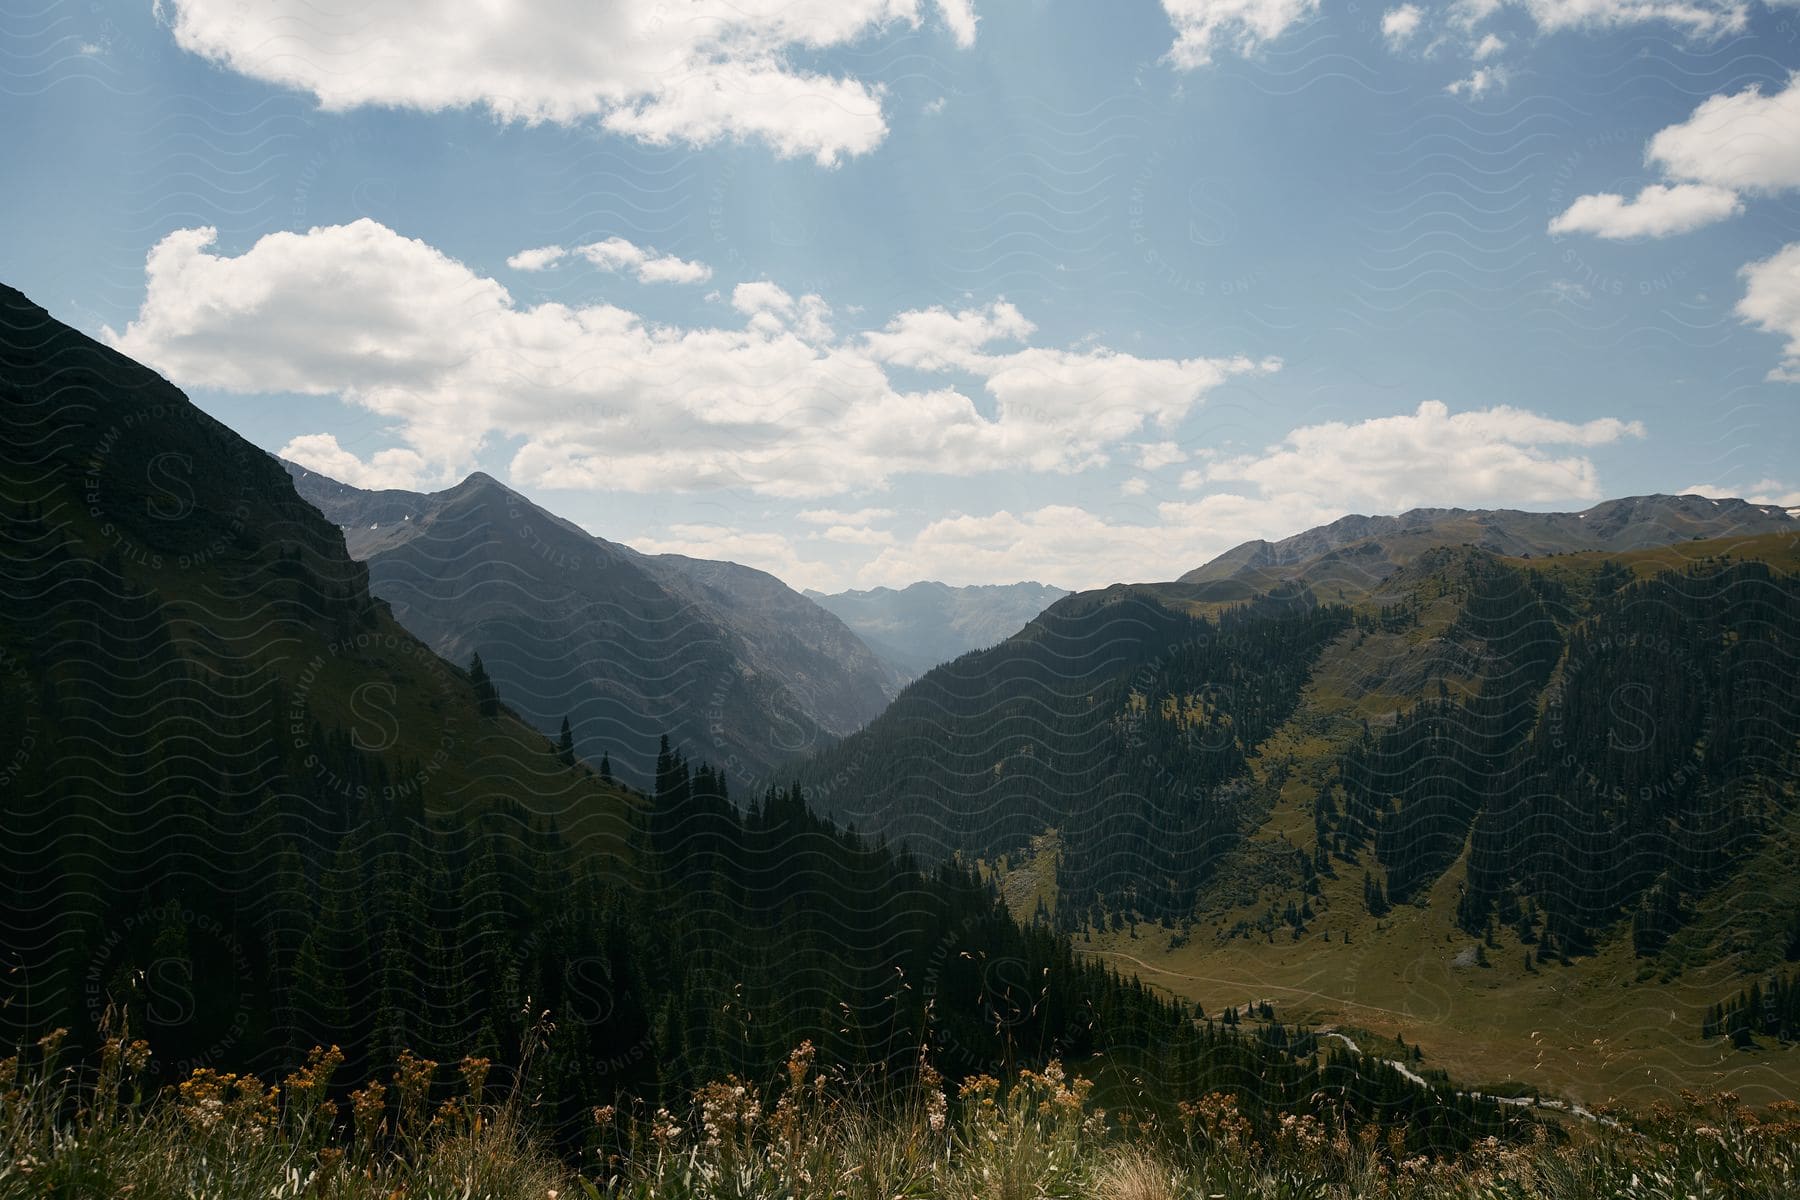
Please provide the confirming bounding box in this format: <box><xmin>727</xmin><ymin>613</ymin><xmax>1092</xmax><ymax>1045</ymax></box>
<box><xmin>0</xmin><ymin>281</ymin><xmax>636</xmax><ymax>1080</ymax></box>
<box><xmin>286</xmin><ymin>465</ymin><xmax>895</xmax><ymax>788</ymax></box>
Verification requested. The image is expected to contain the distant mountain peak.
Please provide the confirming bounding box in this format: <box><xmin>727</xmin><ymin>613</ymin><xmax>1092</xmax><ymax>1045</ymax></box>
<box><xmin>284</xmin><ymin>462</ymin><xmax>896</xmax><ymax>783</ymax></box>
<box><xmin>452</xmin><ymin>469</ymin><xmax>509</xmax><ymax>494</ymax></box>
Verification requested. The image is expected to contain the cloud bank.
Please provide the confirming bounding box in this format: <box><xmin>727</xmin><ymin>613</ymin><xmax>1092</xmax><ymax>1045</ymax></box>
<box><xmin>106</xmin><ymin>220</ymin><xmax>1270</xmax><ymax>497</ymax></box>
<box><xmin>158</xmin><ymin>0</ymin><xmax>978</xmax><ymax>165</ymax></box>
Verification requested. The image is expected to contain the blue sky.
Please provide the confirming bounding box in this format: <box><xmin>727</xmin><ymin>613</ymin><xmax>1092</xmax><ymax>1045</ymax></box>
<box><xmin>4</xmin><ymin>0</ymin><xmax>1798</xmax><ymax>589</ymax></box>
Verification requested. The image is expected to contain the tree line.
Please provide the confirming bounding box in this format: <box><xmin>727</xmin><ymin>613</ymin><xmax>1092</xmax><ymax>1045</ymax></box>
<box><xmin>1322</xmin><ymin>550</ymin><xmax>1799</xmax><ymax>960</ymax></box>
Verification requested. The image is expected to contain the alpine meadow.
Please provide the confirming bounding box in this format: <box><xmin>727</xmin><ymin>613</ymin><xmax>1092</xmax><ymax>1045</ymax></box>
<box><xmin>3</xmin><ymin>2</ymin><xmax>1800</xmax><ymax>1198</ymax></box>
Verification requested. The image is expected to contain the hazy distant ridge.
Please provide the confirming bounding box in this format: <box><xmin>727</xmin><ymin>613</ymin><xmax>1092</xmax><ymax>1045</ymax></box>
<box><xmin>805</xmin><ymin>579</ymin><xmax>1070</xmax><ymax>682</ymax></box>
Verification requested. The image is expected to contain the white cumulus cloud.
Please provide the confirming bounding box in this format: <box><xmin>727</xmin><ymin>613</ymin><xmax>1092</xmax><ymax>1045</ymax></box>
<box><xmin>104</xmin><ymin>219</ymin><xmax>1265</xmax><ymax>500</ymax></box>
<box><xmin>1393</xmin><ymin>0</ymin><xmax>1752</xmax><ymax>98</ymax></box>
<box><xmin>281</xmin><ymin>433</ymin><xmax>432</xmax><ymax>491</ymax></box>
<box><xmin>1181</xmin><ymin>400</ymin><xmax>1643</xmax><ymax>511</ymax></box>
<box><xmin>1737</xmin><ymin>241</ymin><xmax>1800</xmax><ymax>382</ymax></box>
<box><xmin>1180</xmin><ymin>0</ymin><xmax>1742</xmax><ymax>71</ymax></box>
<box><xmin>1552</xmin><ymin>76</ymin><xmax>1800</xmax><ymax>239</ymax></box>
<box><xmin>1446</xmin><ymin>66</ymin><xmax>1507</xmax><ymax>97</ymax></box>
<box><xmin>507</xmin><ymin>245</ymin><xmax>568</xmax><ymax>272</ymax></box>
<box><xmin>1471</xmin><ymin>32</ymin><xmax>1506</xmax><ymax>57</ymax></box>
<box><xmin>1382</xmin><ymin>5</ymin><xmax>1424</xmax><ymax>47</ymax></box>
<box><xmin>1517</xmin><ymin>0</ymin><xmax>1746</xmax><ymax>37</ymax></box>
<box><xmin>1160</xmin><ymin>0</ymin><xmax>1322</xmax><ymax>68</ymax></box>
<box><xmin>507</xmin><ymin>239</ymin><xmax>711</xmax><ymax>282</ymax></box>
<box><xmin>732</xmin><ymin>281</ymin><xmax>799</xmax><ymax>319</ymax></box>
<box><xmin>937</xmin><ymin>0</ymin><xmax>979</xmax><ymax>46</ymax></box>
<box><xmin>1548</xmin><ymin>183</ymin><xmax>1744</xmax><ymax>239</ymax></box>
<box><xmin>1648</xmin><ymin>74</ymin><xmax>1800</xmax><ymax>193</ymax></box>
<box><xmin>157</xmin><ymin>0</ymin><xmax>978</xmax><ymax>166</ymax></box>
<box><xmin>571</xmin><ymin>237</ymin><xmax>712</xmax><ymax>284</ymax></box>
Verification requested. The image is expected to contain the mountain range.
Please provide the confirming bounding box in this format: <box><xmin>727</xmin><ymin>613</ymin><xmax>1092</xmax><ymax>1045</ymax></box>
<box><xmin>1181</xmin><ymin>495</ymin><xmax>1798</xmax><ymax>593</ymax></box>
<box><xmin>284</xmin><ymin>464</ymin><xmax>897</xmax><ymax>787</ymax></box>
<box><xmin>8</xmin><ymin>281</ymin><xmax>1437</xmax><ymax>1139</ymax></box>
<box><xmin>804</xmin><ymin>580</ymin><xmax>1070</xmax><ymax>682</ymax></box>
<box><xmin>806</xmin><ymin>496</ymin><xmax>1800</xmax><ymax>928</ymax></box>
<box><xmin>8</xmin><ymin>273</ymin><xmax>1800</xmax><ymax>1116</ymax></box>
<box><xmin>787</xmin><ymin>502</ymin><xmax>1800</xmax><ymax>1101</ymax></box>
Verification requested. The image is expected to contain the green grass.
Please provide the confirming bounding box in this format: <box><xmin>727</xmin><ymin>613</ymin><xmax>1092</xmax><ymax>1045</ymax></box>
<box><xmin>1504</xmin><ymin>531</ymin><xmax>1800</xmax><ymax>588</ymax></box>
<box><xmin>986</xmin><ymin>829</ymin><xmax>1062</xmax><ymax>924</ymax></box>
<box><xmin>7</xmin><ymin>1030</ymin><xmax>1800</xmax><ymax>1199</ymax></box>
